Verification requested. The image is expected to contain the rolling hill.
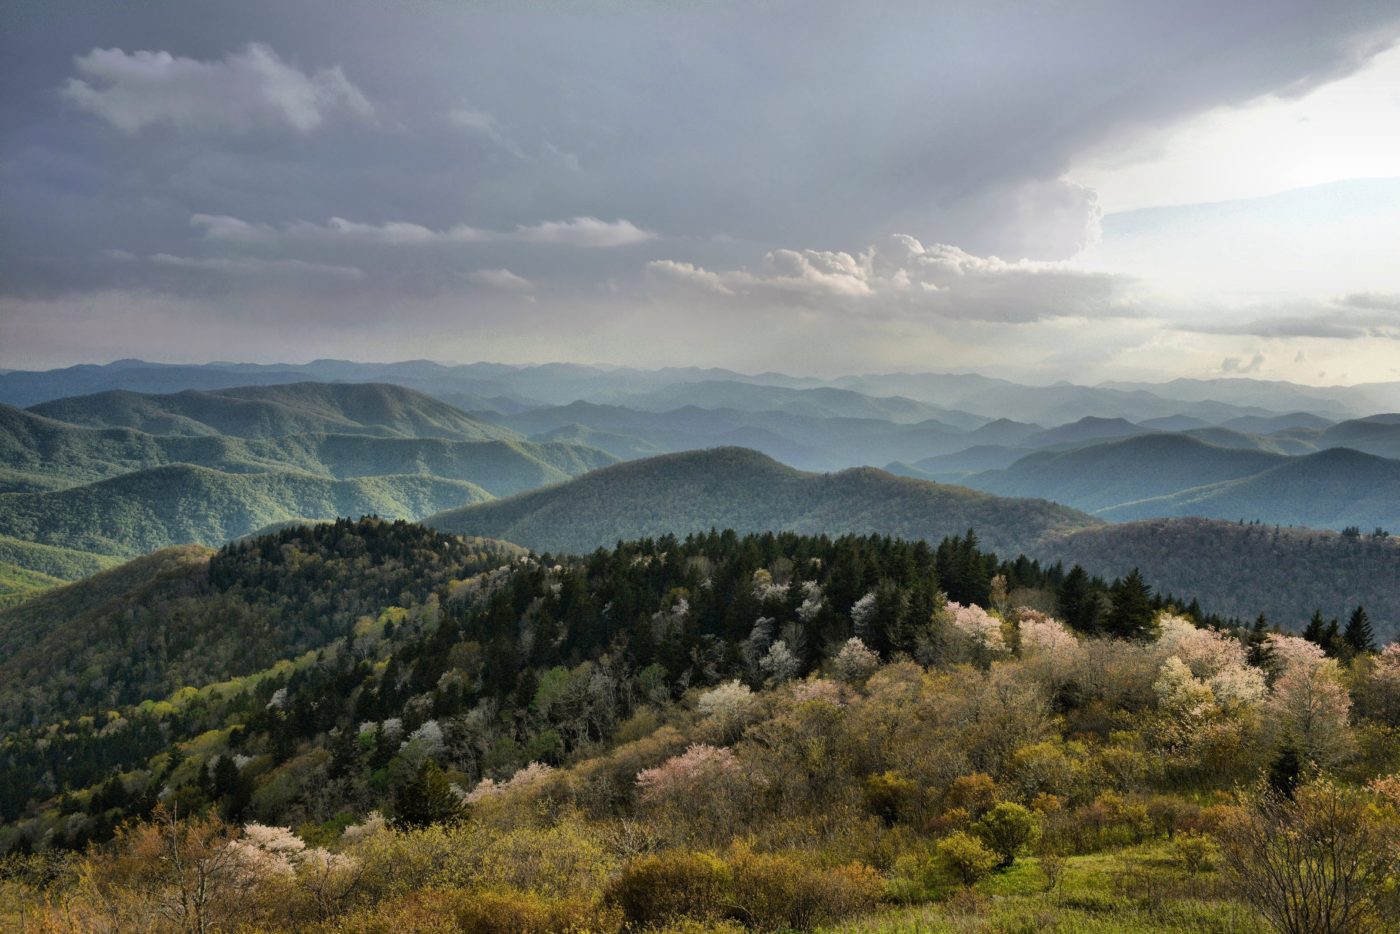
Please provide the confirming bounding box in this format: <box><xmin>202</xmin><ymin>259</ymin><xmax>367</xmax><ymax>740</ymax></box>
<box><xmin>964</xmin><ymin>434</ymin><xmax>1288</xmax><ymax>513</ymax></box>
<box><xmin>0</xmin><ymin>464</ymin><xmax>492</xmax><ymax>558</ymax></box>
<box><xmin>1098</xmin><ymin>447</ymin><xmax>1400</xmax><ymax>529</ymax></box>
<box><xmin>0</xmin><ymin>402</ymin><xmax>613</xmax><ymax>495</ymax></box>
<box><xmin>426</xmin><ymin>446</ymin><xmax>1098</xmax><ymax>556</ymax></box>
<box><xmin>29</xmin><ymin>382</ymin><xmax>518</xmax><ymax>441</ymax></box>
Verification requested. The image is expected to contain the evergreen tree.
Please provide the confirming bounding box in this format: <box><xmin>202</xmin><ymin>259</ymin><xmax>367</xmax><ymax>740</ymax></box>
<box><xmin>1105</xmin><ymin>569</ymin><xmax>1154</xmax><ymax>640</ymax></box>
<box><xmin>1247</xmin><ymin>613</ymin><xmax>1273</xmax><ymax>668</ymax></box>
<box><xmin>392</xmin><ymin>759</ymin><xmax>461</xmax><ymax>829</ymax></box>
<box><xmin>1268</xmin><ymin>743</ymin><xmax>1302</xmax><ymax>799</ymax></box>
<box><xmin>1322</xmin><ymin>618</ymin><xmax>1343</xmax><ymax>657</ymax></box>
<box><xmin>1302</xmin><ymin>610</ymin><xmax>1327</xmax><ymax>646</ymax></box>
<box><xmin>1056</xmin><ymin>565</ymin><xmax>1098</xmax><ymax>635</ymax></box>
<box><xmin>1343</xmin><ymin>606</ymin><xmax>1375</xmax><ymax>655</ymax></box>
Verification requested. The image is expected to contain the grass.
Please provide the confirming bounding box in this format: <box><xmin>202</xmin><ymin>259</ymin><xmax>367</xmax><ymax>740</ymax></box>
<box><xmin>821</xmin><ymin>844</ymin><xmax>1264</xmax><ymax>934</ymax></box>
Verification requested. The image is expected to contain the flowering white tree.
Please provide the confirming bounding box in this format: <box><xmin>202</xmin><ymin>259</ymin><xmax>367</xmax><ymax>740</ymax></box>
<box><xmin>1266</xmin><ymin>658</ymin><xmax>1354</xmax><ymax>766</ymax></box>
<box><xmin>947</xmin><ymin>601</ymin><xmax>1007</xmax><ymax>655</ymax></box>
<box><xmin>830</xmin><ymin>636</ymin><xmax>880</xmax><ymax>683</ymax></box>
<box><xmin>850</xmin><ymin>592</ymin><xmax>879</xmax><ymax>637</ymax></box>
<box><xmin>760</xmin><ymin>640</ymin><xmax>801</xmax><ymax>685</ymax></box>
<box><xmin>797</xmin><ymin>581</ymin><xmax>824</xmax><ymax>623</ymax></box>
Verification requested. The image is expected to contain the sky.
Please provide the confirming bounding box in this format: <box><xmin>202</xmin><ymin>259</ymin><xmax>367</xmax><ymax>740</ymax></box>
<box><xmin>2</xmin><ymin>0</ymin><xmax>1400</xmax><ymax>385</ymax></box>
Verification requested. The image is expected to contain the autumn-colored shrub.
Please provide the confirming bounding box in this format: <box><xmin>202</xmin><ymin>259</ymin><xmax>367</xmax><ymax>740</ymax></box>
<box><xmin>727</xmin><ymin>848</ymin><xmax>883</xmax><ymax>930</ymax></box>
<box><xmin>319</xmin><ymin>887</ymin><xmax>618</xmax><ymax>934</ymax></box>
<box><xmin>605</xmin><ymin>847</ymin><xmax>881</xmax><ymax>931</ymax></box>
<box><xmin>605</xmin><ymin>851</ymin><xmax>733</xmax><ymax>928</ymax></box>
<box><xmin>943</xmin><ymin>773</ymin><xmax>998</xmax><ymax>818</ymax></box>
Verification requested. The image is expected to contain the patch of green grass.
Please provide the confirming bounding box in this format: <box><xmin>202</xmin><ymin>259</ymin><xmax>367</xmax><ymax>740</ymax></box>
<box><xmin>822</xmin><ymin>844</ymin><xmax>1264</xmax><ymax>934</ymax></box>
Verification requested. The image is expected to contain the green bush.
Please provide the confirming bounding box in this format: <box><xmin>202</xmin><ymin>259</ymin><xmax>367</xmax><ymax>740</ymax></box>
<box><xmin>934</xmin><ymin>832</ymin><xmax>999</xmax><ymax>886</ymax></box>
<box><xmin>973</xmin><ymin>802</ymin><xmax>1041</xmax><ymax>868</ymax></box>
<box><xmin>1171</xmin><ymin>831</ymin><xmax>1219</xmax><ymax>873</ymax></box>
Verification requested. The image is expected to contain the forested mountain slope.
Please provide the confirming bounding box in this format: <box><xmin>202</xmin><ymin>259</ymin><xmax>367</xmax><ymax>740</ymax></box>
<box><xmin>966</xmin><ymin>434</ymin><xmax>1287</xmax><ymax>513</ymax></box>
<box><xmin>427</xmin><ymin>447</ymin><xmax>1098</xmax><ymax>556</ymax></box>
<box><xmin>0</xmin><ymin>465</ymin><xmax>492</xmax><ymax>558</ymax></box>
<box><xmin>30</xmin><ymin>382</ymin><xmax>517</xmax><ymax>441</ymax></box>
<box><xmin>1041</xmin><ymin>517</ymin><xmax>1400</xmax><ymax>628</ymax></box>
<box><xmin>1097</xmin><ymin>447</ymin><xmax>1400</xmax><ymax>529</ymax></box>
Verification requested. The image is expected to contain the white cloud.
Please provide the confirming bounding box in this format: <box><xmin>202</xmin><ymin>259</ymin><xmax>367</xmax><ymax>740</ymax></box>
<box><xmin>192</xmin><ymin>213</ymin><xmax>653</xmax><ymax>248</ymax></box>
<box><xmin>465</xmin><ymin>268</ymin><xmax>533</xmax><ymax>291</ymax></box>
<box><xmin>510</xmin><ymin>217</ymin><xmax>656</xmax><ymax>247</ymax></box>
<box><xmin>149</xmin><ymin>252</ymin><xmax>365</xmax><ymax>280</ymax></box>
<box><xmin>61</xmin><ymin>43</ymin><xmax>373</xmax><ymax>135</ymax></box>
<box><xmin>649</xmin><ymin>234</ymin><xmax>1129</xmax><ymax>322</ymax></box>
<box><xmin>447</xmin><ymin>104</ymin><xmax>527</xmax><ymax>158</ymax></box>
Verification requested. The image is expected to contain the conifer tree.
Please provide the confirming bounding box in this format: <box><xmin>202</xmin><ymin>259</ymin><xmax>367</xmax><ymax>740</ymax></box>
<box><xmin>1302</xmin><ymin>610</ymin><xmax>1327</xmax><ymax>646</ymax></box>
<box><xmin>1056</xmin><ymin>565</ymin><xmax>1098</xmax><ymax>635</ymax></box>
<box><xmin>1344</xmin><ymin>606</ymin><xmax>1375</xmax><ymax>655</ymax></box>
<box><xmin>392</xmin><ymin>759</ymin><xmax>461</xmax><ymax>829</ymax></box>
<box><xmin>1247</xmin><ymin>613</ymin><xmax>1273</xmax><ymax>668</ymax></box>
<box><xmin>1105</xmin><ymin>569</ymin><xmax>1154</xmax><ymax>640</ymax></box>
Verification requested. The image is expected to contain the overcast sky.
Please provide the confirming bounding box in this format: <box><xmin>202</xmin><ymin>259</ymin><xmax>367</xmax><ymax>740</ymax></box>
<box><xmin>3</xmin><ymin>0</ymin><xmax>1399</xmax><ymax>384</ymax></box>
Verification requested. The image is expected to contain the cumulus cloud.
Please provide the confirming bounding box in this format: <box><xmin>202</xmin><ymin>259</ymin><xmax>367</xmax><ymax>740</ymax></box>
<box><xmin>511</xmin><ymin>217</ymin><xmax>656</xmax><ymax>247</ymax></box>
<box><xmin>61</xmin><ymin>43</ymin><xmax>373</xmax><ymax>134</ymax></box>
<box><xmin>192</xmin><ymin>213</ymin><xmax>654</xmax><ymax>248</ymax></box>
<box><xmin>648</xmin><ymin>234</ymin><xmax>1129</xmax><ymax>322</ymax></box>
<box><xmin>149</xmin><ymin>252</ymin><xmax>366</xmax><ymax>280</ymax></box>
<box><xmin>465</xmin><ymin>268</ymin><xmax>533</xmax><ymax>291</ymax></box>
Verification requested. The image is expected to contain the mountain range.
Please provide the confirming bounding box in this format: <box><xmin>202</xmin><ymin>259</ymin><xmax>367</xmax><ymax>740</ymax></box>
<box><xmin>2</xmin><ymin>359</ymin><xmax>1399</xmax><ymax>629</ymax></box>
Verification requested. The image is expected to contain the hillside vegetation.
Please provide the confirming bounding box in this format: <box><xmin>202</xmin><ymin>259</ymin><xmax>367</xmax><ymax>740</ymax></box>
<box><xmin>1043</xmin><ymin>517</ymin><xmax>1400</xmax><ymax>629</ymax></box>
<box><xmin>30</xmin><ymin>382</ymin><xmax>518</xmax><ymax>441</ymax></box>
<box><xmin>0</xmin><ymin>385</ymin><xmax>620</xmax><ymax>592</ymax></box>
<box><xmin>0</xmin><ymin>465</ymin><xmax>493</xmax><ymax>558</ymax></box>
<box><xmin>427</xmin><ymin>447</ymin><xmax>1097</xmax><ymax>557</ymax></box>
<box><xmin>5</xmin><ymin>523</ymin><xmax>1400</xmax><ymax>933</ymax></box>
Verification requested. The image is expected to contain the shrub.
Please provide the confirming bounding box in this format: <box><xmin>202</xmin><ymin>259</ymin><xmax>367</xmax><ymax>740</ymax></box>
<box><xmin>605</xmin><ymin>851</ymin><xmax>732</xmax><ymax>928</ymax></box>
<box><xmin>864</xmin><ymin>771</ymin><xmax>920</xmax><ymax>825</ymax></box>
<box><xmin>935</xmin><ymin>831</ymin><xmax>999</xmax><ymax>886</ymax></box>
<box><xmin>727</xmin><ymin>848</ymin><xmax>883</xmax><ymax>930</ymax></box>
<box><xmin>943</xmin><ymin>773</ymin><xmax>998</xmax><ymax>818</ymax></box>
<box><xmin>973</xmin><ymin>802</ymin><xmax>1041</xmax><ymax>868</ymax></box>
<box><xmin>1217</xmin><ymin>780</ymin><xmax>1400</xmax><ymax>934</ymax></box>
<box><xmin>1172</xmin><ymin>831</ymin><xmax>1219</xmax><ymax>874</ymax></box>
<box><xmin>321</xmin><ymin>887</ymin><xmax>619</xmax><ymax>934</ymax></box>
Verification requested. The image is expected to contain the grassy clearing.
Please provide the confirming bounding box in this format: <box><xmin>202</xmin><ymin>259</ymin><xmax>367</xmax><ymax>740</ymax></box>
<box><xmin>822</xmin><ymin>844</ymin><xmax>1263</xmax><ymax>934</ymax></box>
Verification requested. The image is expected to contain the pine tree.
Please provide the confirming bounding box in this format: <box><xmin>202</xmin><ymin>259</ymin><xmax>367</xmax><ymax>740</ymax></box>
<box><xmin>1056</xmin><ymin>565</ymin><xmax>1098</xmax><ymax>635</ymax></box>
<box><xmin>392</xmin><ymin>759</ymin><xmax>461</xmax><ymax>829</ymax></box>
<box><xmin>1105</xmin><ymin>569</ymin><xmax>1154</xmax><ymax>640</ymax></box>
<box><xmin>1247</xmin><ymin>613</ymin><xmax>1273</xmax><ymax>668</ymax></box>
<box><xmin>1343</xmin><ymin>606</ymin><xmax>1375</xmax><ymax>655</ymax></box>
<box><xmin>1322</xmin><ymin>618</ymin><xmax>1343</xmax><ymax>657</ymax></box>
<box><xmin>1302</xmin><ymin>610</ymin><xmax>1327</xmax><ymax>646</ymax></box>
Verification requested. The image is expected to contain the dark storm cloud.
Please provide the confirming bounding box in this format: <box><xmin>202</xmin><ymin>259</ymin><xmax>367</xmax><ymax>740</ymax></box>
<box><xmin>2</xmin><ymin>0</ymin><xmax>1399</xmax><ymax>368</ymax></box>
